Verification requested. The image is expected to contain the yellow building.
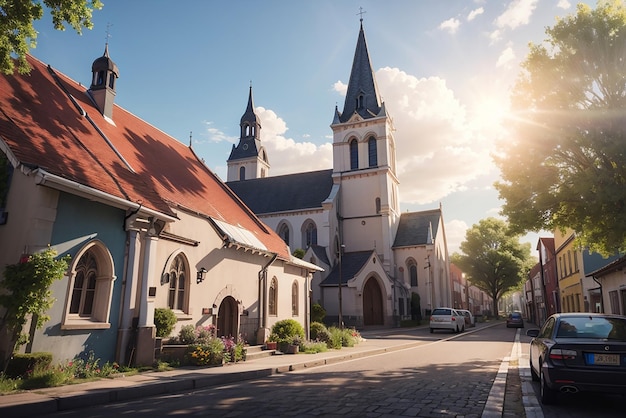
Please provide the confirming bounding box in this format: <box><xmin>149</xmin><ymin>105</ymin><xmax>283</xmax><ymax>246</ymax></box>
<box><xmin>554</xmin><ymin>229</ymin><xmax>584</xmax><ymax>312</ymax></box>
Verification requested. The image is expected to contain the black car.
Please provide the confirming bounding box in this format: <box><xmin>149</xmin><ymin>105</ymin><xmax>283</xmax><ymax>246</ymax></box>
<box><xmin>506</xmin><ymin>312</ymin><xmax>524</xmax><ymax>328</ymax></box>
<box><xmin>526</xmin><ymin>313</ymin><xmax>626</xmax><ymax>404</ymax></box>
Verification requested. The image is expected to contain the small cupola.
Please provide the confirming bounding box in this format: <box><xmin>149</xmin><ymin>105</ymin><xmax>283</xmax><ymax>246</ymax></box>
<box><xmin>89</xmin><ymin>43</ymin><xmax>119</xmax><ymax>119</ymax></box>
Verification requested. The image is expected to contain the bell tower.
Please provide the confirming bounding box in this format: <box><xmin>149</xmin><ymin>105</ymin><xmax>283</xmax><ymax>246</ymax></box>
<box><xmin>227</xmin><ymin>86</ymin><xmax>270</xmax><ymax>181</ymax></box>
<box><xmin>89</xmin><ymin>43</ymin><xmax>119</xmax><ymax>120</ymax></box>
<box><xmin>331</xmin><ymin>18</ymin><xmax>400</xmax><ymax>273</ymax></box>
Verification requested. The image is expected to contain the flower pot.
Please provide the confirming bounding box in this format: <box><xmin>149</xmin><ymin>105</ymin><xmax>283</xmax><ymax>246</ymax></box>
<box><xmin>265</xmin><ymin>341</ymin><xmax>277</xmax><ymax>350</ymax></box>
<box><xmin>286</xmin><ymin>344</ymin><xmax>299</xmax><ymax>354</ymax></box>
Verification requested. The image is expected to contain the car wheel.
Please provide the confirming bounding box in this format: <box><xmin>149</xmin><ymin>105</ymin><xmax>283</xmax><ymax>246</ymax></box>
<box><xmin>461</xmin><ymin>325</ymin><xmax>465</xmax><ymax>332</ymax></box>
<box><xmin>540</xmin><ymin>368</ymin><xmax>557</xmax><ymax>405</ymax></box>
<box><xmin>529</xmin><ymin>356</ymin><xmax>540</xmax><ymax>382</ymax></box>
<box><xmin>430</xmin><ymin>328</ymin><xmax>434</xmax><ymax>333</ymax></box>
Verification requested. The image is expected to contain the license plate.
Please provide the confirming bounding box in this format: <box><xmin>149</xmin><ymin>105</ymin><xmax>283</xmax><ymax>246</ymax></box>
<box><xmin>589</xmin><ymin>353</ymin><xmax>620</xmax><ymax>366</ymax></box>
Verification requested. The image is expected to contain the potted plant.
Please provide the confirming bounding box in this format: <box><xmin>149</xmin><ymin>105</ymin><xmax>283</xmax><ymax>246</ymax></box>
<box><xmin>286</xmin><ymin>335</ymin><xmax>302</xmax><ymax>354</ymax></box>
<box><xmin>265</xmin><ymin>334</ymin><xmax>278</xmax><ymax>350</ymax></box>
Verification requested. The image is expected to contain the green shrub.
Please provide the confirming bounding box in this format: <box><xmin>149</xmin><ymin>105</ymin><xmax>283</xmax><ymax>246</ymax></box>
<box><xmin>5</xmin><ymin>352</ymin><xmax>53</xmax><ymax>378</ymax></box>
<box><xmin>154</xmin><ymin>308</ymin><xmax>177</xmax><ymax>338</ymax></box>
<box><xmin>301</xmin><ymin>341</ymin><xmax>328</xmax><ymax>354</ymax></box>
<box><xmin>187</xmin><ymin>339</ymin><xmax>225</xmax><ymax>366</ymax></box>
<box><xmin>311</xmin><ymin>303</ymin><xmax>326</xmax><ymax>323</ymax></box>
<box><xmin>326</xmin><ymin>326</ymin><xmax>344</xmax><ymax>349</ymax></box>
<box><xmin>270</xmin><ymin>319</ymin><xmax>305</xmax><ymax>344</ymax></box>
<box><xmin>310</xmin><ymin>321</ymin><xmax>328</xmax><ymax>340</ymax></box>
<box><xmin>177</xmin><ymin>324</ymin><xmax>196</xmax><ymax>344</ymax></box>
<box><xmin>340</xmin><ymin>328</ymin><xmax>356</xmax><ymax>347</ymax></box>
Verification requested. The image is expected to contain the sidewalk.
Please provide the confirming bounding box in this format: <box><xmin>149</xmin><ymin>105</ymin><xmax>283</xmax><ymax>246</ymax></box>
<box><xmin>0</xmin><ymin>323</ymin><xmax>522</xmax><ymax>418</ymax></box>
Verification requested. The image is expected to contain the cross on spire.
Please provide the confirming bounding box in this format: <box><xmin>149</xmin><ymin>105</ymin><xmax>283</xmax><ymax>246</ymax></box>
<box><xmin>105</xmin><ymin>22</ymin><xmax>113</xmax><ymax>46</ymax></box>
<box><xmin>357</xmin><ymin>7</ymin><xmax>366</xmax><ymax>22</ymax></box>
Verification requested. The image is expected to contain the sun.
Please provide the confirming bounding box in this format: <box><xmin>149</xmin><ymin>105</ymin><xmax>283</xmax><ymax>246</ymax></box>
<box><xmin>469</xmin><ymin>95</ymin><xmax>510</xmax><ymax>133</ymax></box>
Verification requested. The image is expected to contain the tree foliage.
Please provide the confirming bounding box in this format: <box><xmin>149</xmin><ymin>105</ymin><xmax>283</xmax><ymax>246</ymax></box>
<box><xmin>0</xmin><ymin>247</ymin><xmax>70</xmax><ymax>369</ymax></box>
<box><xmin>451</xmin><ymin>218</ymin><xmax>533</xmax><ymax>319</ymax></box>
<box><xmin>494</xmin><ymin>0</ymin><xmax>626</xmax><ymax>256</ymax></box>
<box><xmin>0</xmin><ymin>0</ymin><xmax>103</xmax><ymax>75</ymax></box>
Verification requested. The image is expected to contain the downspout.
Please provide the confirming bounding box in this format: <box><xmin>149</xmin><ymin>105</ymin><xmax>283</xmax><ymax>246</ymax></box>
<box><xmin>258</xmin><ymin>254</ymin><xmax>278</xmax><ymax>335</ymax></box>
<box><xmin>592</xmin><ymin>275</ymin><xmax>604</xmax><ymax>313</ymax></box>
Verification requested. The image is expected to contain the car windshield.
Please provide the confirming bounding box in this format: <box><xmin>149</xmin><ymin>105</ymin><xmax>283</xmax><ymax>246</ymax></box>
<box><xmin>432</xmin><ymin>309</ymin><xmax>451</xmax><ymax>315</ymax></box>
<box><xmin>556</xmin><ymin>316</ymin><xmax>626</xmax><ymax>341</ymax></box>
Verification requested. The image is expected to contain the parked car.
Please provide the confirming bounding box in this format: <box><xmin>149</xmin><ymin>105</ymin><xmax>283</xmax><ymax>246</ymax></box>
<box><xmin>429</xmin><ymin>308</ymin><xmax>465</xmax><ymax>333</ymax></box>
<box><xmin>526</xmin><ymin>313</ymin><xmax>626</xmax><ymax>404</ymax></box>
<box><xmin>457</xmin><ymin>309</ymin><xmax>476</xmax><ymax>327</ymax></box>
<box><xmin>506</xmin><ymin>312</ymin><xmax>524</xmax><ymax>328</ymax></box>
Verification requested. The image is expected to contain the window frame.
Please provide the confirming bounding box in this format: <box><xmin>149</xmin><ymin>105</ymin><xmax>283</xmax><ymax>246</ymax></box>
<box><xmin>62</xmin><ymin>240</ymin><xmax>115</xmax><ymax>330</ymax></box>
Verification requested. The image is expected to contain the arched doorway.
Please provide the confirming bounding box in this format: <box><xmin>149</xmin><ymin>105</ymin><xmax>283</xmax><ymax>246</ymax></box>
<box><xmin>217</xmin><ymin>296</ymin><xmax>238</xmax><ymax>337</ymax></box>
<box><xmin>363</xmin><ymin>277</ymin><xmax>384</xmax><ymax>325</ymax></box>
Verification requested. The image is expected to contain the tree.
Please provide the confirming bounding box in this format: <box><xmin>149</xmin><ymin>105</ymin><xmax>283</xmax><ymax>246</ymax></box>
<box><xmin>0</xmin><ymin>247</ymin><xmax>71</xmax><ymax>370</ymax></box>
<box><xmin>451</xmin><ymin>218</ymin><xmax>533</xmax><ymax>319</ymax></box>
<box><xmin>0</xmin><ymin>0</ymin><xmax>103</xmax><ymax>75</ymax></box>
<box><xmin>495</xmin><ymin>0</ymin><xmax>626</xmax><ymax>256</ymax></box>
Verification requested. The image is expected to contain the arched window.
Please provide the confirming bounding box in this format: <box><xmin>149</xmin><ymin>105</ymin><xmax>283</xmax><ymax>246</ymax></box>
<box><xmin>108</xmin><ymin>74</ymin><xmax>115</xmax><ymax>89</ymax></box>
<box><xmin>64</xmin><ymin>241</ymin><xmax>115</xmax><ymax>330</ymax></box>
<box><xmin>69</xmin><ymin>251</ymin><xmax>98</xmax><ymax>316</ymax></box>
<box><xmin>303</xmin><ymin>221</ymin><xmax>317</xmax><ymax>248</ymax></box>
<box><xmin>168</xmin><ymin>254</ymin><xmax>189</xmax><ymax>312</ymax></box>
<box><xmin>368</xmin><ymin>136</ymin><xmax>377</xmax><ymax>167</ymax></box>
<box><xmin>357</xmin><ymin>94</ymin><xmax>364</xmax><ymax>109</ymax></box>
<box><xmin>349</xmin><ymin>139</ymin><xmax>359</xmax><ymax>170</ymax></box>
<box><xmin>278</xmin><ymin>223</ymin><xmax>290</xmax><ymax>246</ymax></box>
<box><xmin>408</xmin><ymin>261</ymin><xmax>418</xmax><ymax>287</ymax></box>
<box><xmin>292</xmin><ymin>281</ymin><xmax>299</xmax><ymax>316</ymax></box>
<box><xmin>269</xmin><ymin>277</ymin><xmax>278</xmax><ymax>316</ymax></box>
<box><xmin>239</xmin><ymin>166</ymin><xmax>245</xmax><ymax>181</ymax></box>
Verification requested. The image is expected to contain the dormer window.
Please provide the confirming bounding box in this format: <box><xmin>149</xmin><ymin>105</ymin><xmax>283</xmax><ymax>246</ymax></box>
<box><xmin>95</xmin><ymin>71</ymin><xmax>105</xmax><ymax>86</ymax></box>
<box><xmin>357</xmin><ymin>94</ymin><xmax>364</xmax><ymax>109</ymax></box>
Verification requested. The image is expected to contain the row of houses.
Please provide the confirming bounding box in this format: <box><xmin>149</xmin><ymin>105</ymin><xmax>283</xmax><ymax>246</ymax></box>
<box><xmin>523</xmin><ymin>228</ymin><xmax>625</xmax><ymax>326</ymax></box>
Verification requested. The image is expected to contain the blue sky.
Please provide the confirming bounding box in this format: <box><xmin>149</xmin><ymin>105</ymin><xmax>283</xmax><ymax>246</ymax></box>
<box><xmin>30</xmin><ymin>0</ymin><xmax>593</xmax><ymax>254</ymax></box>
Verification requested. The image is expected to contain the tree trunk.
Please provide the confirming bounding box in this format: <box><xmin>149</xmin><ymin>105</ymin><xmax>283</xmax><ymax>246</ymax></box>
<box><xmin>492</xmin><ymin>299</ymin><xmax>499</xmax><ymax>320</ymax></box>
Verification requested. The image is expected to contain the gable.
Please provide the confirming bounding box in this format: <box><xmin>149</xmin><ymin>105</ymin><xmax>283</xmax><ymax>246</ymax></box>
<box><xmin>393</xmin><ymin>209</ymin><xmax>441</xmax><ymax>248</ymax></box>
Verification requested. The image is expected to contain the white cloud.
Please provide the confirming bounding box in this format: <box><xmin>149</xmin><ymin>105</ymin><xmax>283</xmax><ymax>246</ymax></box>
<box><xmin>445</xmin><ymin>219</ymin><xmax>469</xmax><ymax>254</ymax></box>
<box><xmin>557</xmin><ymin>0</ymin><xmax>571</xmax><ymax>9</ymax></box>
<box><xmin>256</xmin><ymin>107</ymin><xmax>333</xmax><ymax>175</ymax></box>
<box><xmin>495</xmin><ymin>0</ymin><xmax>539</xmax><ymax>30</ymax></box>
<box><xmin>333</xmin><ymin>80</ymin><xmax>347</xmax><ymax>96</ymax></box>
<box><xmin>439</xmin><ymin>18</ymin><xmax>461</xmax><ymax>34</ymax></box>
<box><xmin>496</xmin><ymin>46</ymin><xmax>515</xmax><ymax>68</ymax></box>
<box><xmin>204</xmin><ymin>121</ymin><xmax>236</xmax><ymax>144</ymax></box>
<box><xmin>468</xmin><ymin>7</ymin><xmax>484</xmax><ymax>21</ymax></box>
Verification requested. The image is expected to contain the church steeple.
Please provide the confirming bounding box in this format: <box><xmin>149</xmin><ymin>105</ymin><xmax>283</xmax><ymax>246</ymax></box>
<box><xmin>338</xmin><ymin>20</ymin><xmax>382</xmax><ymax>123</ymax></box>
<box><xmin>89</xmin><ymin>43</ymin><xmax>119</xmax><ymax>119</ymax></box>
<box><xmin>226</xmin><ymin>86</ymin><xmax>270</xmax><ymax>181</ymax></box>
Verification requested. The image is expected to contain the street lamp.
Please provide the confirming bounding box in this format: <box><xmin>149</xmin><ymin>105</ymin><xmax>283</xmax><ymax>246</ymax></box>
<box><xmin>338</xmin><ymin>244</ymin><xmax>345</xmax><ymax>329</ymax></box>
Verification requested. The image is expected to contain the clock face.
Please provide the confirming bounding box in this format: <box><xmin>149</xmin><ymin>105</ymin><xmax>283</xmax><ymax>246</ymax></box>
<box><xmin>243</xmin><ymin>143</ymin><xmax>249</xmax><ymax>150</ymax></box>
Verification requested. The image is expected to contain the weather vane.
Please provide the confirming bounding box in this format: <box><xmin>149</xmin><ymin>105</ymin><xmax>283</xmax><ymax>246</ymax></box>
<box><xmin>357</xmin><ymin>7</ymin><xmax>366</xmax><ymax>22</ymax></box>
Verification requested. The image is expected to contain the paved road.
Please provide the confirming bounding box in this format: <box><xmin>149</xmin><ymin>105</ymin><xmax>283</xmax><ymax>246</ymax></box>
<box><xmin>44</xmin><ymin>325</ymin><xmax>515</xmax><ymax>417</ymax></box>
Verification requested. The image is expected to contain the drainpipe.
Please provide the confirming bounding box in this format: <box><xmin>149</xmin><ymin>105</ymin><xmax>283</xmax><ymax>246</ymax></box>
<box><xmin>592</xmin><ymin>275</ymin><xmax>604</xmax><ymax>313</ymax></box>
<box><xmin>258</xmin><ymin>254</ymin><xmax>277</xmax><ymax>342</ymax></box>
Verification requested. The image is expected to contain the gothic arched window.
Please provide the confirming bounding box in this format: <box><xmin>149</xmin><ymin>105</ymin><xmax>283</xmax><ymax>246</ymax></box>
<box><xmin>350</xmin><ymin>139</ymin><xmax>359</xmax><ymax>170</ymax></box>
<box><xmin>168</xmin><ymin>254</ymin><xmax>189</xmax><ymax>312</ymax></box>
<box><xmin>368</xmin><ymin>136</ymin><xmax>377</xmax><ymax>167</ymax></box>
<box><xmin>239</xmin><ymin>166</ymin><xmax>245</xmax><ymax>181</ymax></box>
<box><xmin>292</xmin><ymin>281</ymin><xmax>299</xmax><ymax>316</ymax></box>
<box><xmin>269</xmin><ymin>277</ymin><xmax>278</xmax><ymax>316</ymax></box>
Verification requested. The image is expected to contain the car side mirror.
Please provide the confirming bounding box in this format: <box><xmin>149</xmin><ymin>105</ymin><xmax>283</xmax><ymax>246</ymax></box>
<box><xmin>526</xmin><ymin>329</ymin><xmax>540</xmax><ymax>337</ymax></box>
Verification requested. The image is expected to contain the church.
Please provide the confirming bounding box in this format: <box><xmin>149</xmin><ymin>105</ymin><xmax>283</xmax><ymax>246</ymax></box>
<box><xmin>226</xmin><ymin>20</ymin><xmax>452</xmax><ymax>327</ymax></box>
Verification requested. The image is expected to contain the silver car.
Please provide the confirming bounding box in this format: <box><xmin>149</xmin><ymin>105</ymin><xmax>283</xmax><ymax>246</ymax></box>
<box><xmin>429</xmin><ymin>307</ymin><xmax>465</xmax><ymax>333</ymax></box>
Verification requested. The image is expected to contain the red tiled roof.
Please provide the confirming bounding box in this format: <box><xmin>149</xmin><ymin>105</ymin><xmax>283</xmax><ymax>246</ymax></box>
<box><xmin>0</xmin><ymin>55</ymin><xmax>290</xmax><ymax>259</ymax></box>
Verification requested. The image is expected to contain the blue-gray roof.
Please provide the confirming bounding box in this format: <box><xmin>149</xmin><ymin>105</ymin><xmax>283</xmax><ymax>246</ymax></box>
<box><xmin>226</xmin><ymin>169</ymin><xmax>333</xmax><ymax>214</ymax></box>
<box><xmin>392</xmin><ymin>209</ymin><xmax>441</xmax><ymax>248</ymax></box>
<box><xmin>320</xmin><ymin>251</ymin><xmax>373</xmax><ymax>286</ymax></box>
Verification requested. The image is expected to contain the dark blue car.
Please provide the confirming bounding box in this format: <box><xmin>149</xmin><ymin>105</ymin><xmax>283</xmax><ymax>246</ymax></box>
<box><xmin>526</xmin><ymin>313</ymin><xmax>626</xmax><ymax>404</ymax></box>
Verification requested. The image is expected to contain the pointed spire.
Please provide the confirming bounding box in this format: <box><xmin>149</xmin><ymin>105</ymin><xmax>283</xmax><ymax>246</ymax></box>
<box><xmin>339</xmin><ymin>20</ymin><xmax>381</xmax><ymax>123</ymax></box>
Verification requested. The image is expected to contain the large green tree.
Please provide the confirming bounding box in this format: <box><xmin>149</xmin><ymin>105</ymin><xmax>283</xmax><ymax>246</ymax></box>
<box><xmin>495</xmin><ymin>0</ymin><xmax>626</xmax><ymax>256</ymax></box>
<box><xmin>0</xmin><ymin>0</ymin><xmax>103</xmax><ymax>74</ymax></box>
<box><xmin>451</xmin><ymin>218</ymin><xmax>533</xmax><ymax>319</ymax></box>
